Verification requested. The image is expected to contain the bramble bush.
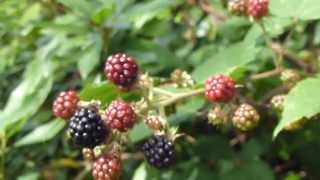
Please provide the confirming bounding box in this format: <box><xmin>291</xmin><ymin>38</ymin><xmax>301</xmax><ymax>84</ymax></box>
<box><xmin>1</xmin><ymin>0</ymin><xmax>320</xmax><ymax>179</ymax></box>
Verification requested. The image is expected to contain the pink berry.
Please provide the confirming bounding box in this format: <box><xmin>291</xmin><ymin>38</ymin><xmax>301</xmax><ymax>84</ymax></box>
<box><xmin>205</xmin><ymin>74</ymin><xmax>236</xmax><ymax>103</ymax></box>
<box><xmin>247</xmin><ymin>0</ymin><xmax>269</xmax><ymax>19</ymax></box>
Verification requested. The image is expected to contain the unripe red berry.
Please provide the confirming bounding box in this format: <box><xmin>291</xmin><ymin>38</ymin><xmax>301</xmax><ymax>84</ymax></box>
<box><xmin>205</xmin><ymin>74</ymin><xmax>236</xmax><ymax>103</ymax></box>
<box><xmin>52</xmin><ymin>90</ymin><xmax>79</xmax><ymax>119</ymax></box>
<box><xmin>105</xmin><ymin>100</ymin><xmax>136</xmax><ymax>132</ymax></box>
<box><xmin>92</xmin><ymin>153</ymin><xmax>121</xmax><ymax>180</ymax></box>
<box><xmin>104</xmin><ymin>53</ymin><xmax>139</xmax><ymax>91</ymax></box>
<box><xmin>247</xmin><ymin>0</ymin><xmax>269</xmax><ymax>19</ymax></box>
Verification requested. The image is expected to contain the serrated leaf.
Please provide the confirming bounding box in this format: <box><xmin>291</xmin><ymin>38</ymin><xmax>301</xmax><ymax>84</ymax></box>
<box><xmin>192</xmin><ymin>42</ymin><xmax>258</xmax><ymax>82</ymax></box>
<box><xmin>270</xmin><ymin>0</ymin><xmax>320</xmax><ymax>20</ymax></box>
<box><xmin>14</xmin><ymin>119</ymin><xmax>65</xmax><ymax>147</ymax></box>
<box><xmin>273</xmin><ymin>76</ymin><xmax>320</xmax><ymax>137</ymax></box>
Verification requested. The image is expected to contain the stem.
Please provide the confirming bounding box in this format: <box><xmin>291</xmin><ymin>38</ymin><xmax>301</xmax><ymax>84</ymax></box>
<box><xmin>0</xmin><ymin>133</ymin><xmax>6</xmax><ymax>180</ymax></box>
<box><xmin>74</xmin><ymin>163</ymin><xmax>90</xmax><ymax>180</ymax></box>
<box><xmin>152</xmin><ymin>87</ymin><xmax>175</xmax><ymax>97</ymax></box>
<box><xmin>250</xmin><ymin>68</ymin><xmax>283</xmax><ymax>80</ymax></box>
<box><xmin>198</xmin><ymin>0</ymin><xmax>227</xmax><ymax>23</ymax></box>
<box><xmin>269</xmin><ymin>42</ymin><xmax>309</xmax><ymax>72</ymax></box>
<box><xmin>159</xmin><ymin>88</ymin><xmax>205</xmax><ymax>107</ymax></box>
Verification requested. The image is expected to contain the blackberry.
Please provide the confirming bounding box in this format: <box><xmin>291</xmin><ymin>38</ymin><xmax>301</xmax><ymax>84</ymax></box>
<box><xmin>53</xmin><ymin>90</ymin><xmax>79</xmax><ymax>119</ymax></box>
<box><xmin>104</xmin><ymin>53</ymin><xmax>139</xmax><ymax>91</ymax></box>
<box><xmin>145</xmin><ymin>115</ymin><xmax>165</xmax><ymax>131</ymax></box>
<box><xmin>232</xmin><ymin>104</ymin><xmax>260</xmax><ymax>131</ymax></box>
<box><xmin>69</xmin><ymin>108</ymin><xmax>107</xmax><ymax>148</ymax></box>
<box><xmin>142</xmin><ymin>135</ymin><xmax>176</xmax><ymax>169</ymax></box>
<box><xmin>207</xmin><ymin>106</ymin><xmax>228</xmax><ymax>127</ymax></box>
<box><xmin>105</xmin><ymin>100</ymin><xmax>136</xmax><ymax>132</ymax></box>
<box><xmin>270</xmin><ymin>94</ymin><xmax>286</xmax><ymax>112</ymax></box>
<box><xmin>92</xmin><ymin>153</ymin><xmax>121</xmax><ymax>180</ymax></box>
<box><xmin>205</xmin><ymin>74</ymin><xmax>236</xmax><ymax>103</ymax></box>
<box><xmin>247</xmin><ymin>0</ymin><xmax>269</xmax><ymax>19</ymax></box>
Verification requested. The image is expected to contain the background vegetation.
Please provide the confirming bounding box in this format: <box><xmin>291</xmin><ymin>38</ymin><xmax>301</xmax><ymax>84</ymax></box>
<box><xmin>1</xmin><ymin>0</ymin><xmax>320</xmax><ymax>179</ymax></box>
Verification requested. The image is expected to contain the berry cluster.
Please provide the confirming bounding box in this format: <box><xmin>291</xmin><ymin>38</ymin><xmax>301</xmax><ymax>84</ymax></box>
<box><xmin>51</xmin><ymin>50</ymin><xmax>269</xmax><ymax>179</ymax></box>
<box><xmin>228</xmin><ymin>0</ymin><xmax>269</xmax><ymax>19</ymax></box>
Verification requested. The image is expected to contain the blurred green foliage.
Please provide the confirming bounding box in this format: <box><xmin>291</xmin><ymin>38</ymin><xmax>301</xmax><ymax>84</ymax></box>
<box><xmin>1</xmin><ymin>0</ymin><xmax>320</xmax><ymax>179</ymax></box>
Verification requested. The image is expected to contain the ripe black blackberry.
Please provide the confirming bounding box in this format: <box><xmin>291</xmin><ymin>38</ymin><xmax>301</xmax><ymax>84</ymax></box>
<box><xmin>142</xmin><ymin>135</ymin><xmax>176</xmax><ymax>169</ymax></box>
<box><xmin>69</xmin><ymin>108</ymin><xmax>107</xmax><ymax>148</ymax></box>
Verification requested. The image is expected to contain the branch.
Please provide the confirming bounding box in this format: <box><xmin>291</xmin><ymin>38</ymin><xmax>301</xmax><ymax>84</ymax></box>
<box><xmin>198</xmin><ymin>0</ymin><xmax>227</xmax><ymax>23</ymax></box>
<box><xmin>159</xmin><ymin>89</ymin><xmax>205</xmax><ymax>107</ymax></box>
<box><xmin>250</xmin><ymin>68</ymin><xmax>283</xmax><ymax>80</ymax></box>
<box><xmin>269</xmin><ymin>42</ymin><xmax>310</xmax><ymax>72</ymax></box>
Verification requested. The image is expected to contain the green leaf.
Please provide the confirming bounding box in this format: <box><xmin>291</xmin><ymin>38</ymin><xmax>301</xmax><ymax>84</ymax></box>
<box><xmin>133</xmin><ymin>163</ymin><xmax>147</xmax><ymax>180</ymax></box>
<box><xmin>14</xmin><ymin>119</ymin><xmax>65</xmax><ymax>147</ymax></box>
<box><xmin>273</xmin><ymin>76</ymin><xmax>320</xmax><ymax>137</ymax></box>
<box><xmin>126</xmin><ymin>39</ymin><xmax>181</xmax><ymax>74</ymax></box>
<box><xmin>169</xmin><ymin>96</ymin><xmax>205</xmax><ymax>126</ymax></box>
<box><xmin>122</xmin><ymin>0</ymin><xmax>176</xmax><ymax>30</ymax></box>
<box><xmin>80</xmin><ymin>82</ymin><xmax>131</xmax><ymax>105</ymax></box>
<box><xmin>0</xmin><ymin>60</ymin><xmax>54</xmax><ymax>135</ymax></box>
<box><xmin>91</xmin><ymin>4</ymin><xmax>114</xmax><ymax>25</ymax></box>
<box><xmin>57</xmin><ymin>0</ymin><xmax>98</xmax><ymax>18</ymax></box>
<box><xmin>221</xmin><ymin>159</ymin><xmax>274</xmax><ymax>180</ymax></box>
<box><xmin>244</xmin><ymin>17</ymin><xmax>293</xmax><ymax>44</ymax></box>
<box><xmin>77</xmin><ymin>33</ymin><xmax>103</xmax><ymax>79</ymax></box>
<box><xmin>270</xmin><ymin>0</ymin><xmax>320</xmax><ymax>20</ymax></box>
<box><xmin>192</xmin><ymin>42</ymin><xmax>259</xmax><ymax>82</ymax></box>
<box><xmin>128</xmin><ymin>122</ymin><xmax>152</xmax><ymax>143</ymax></box>
<box><xmin>17</xmin><ymin>172</ymin><xmax>40</xmax><ymax>180</ymax></box>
